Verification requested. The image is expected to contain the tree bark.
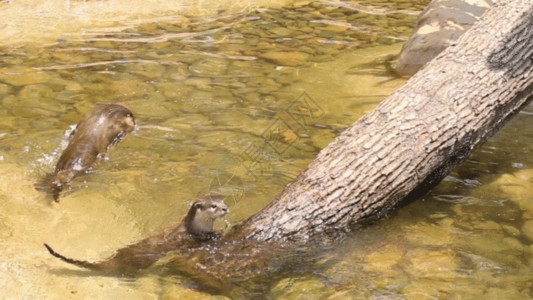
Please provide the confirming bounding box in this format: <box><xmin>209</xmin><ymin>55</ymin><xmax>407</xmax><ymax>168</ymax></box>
<box><xmin>168</xmin><ymin>1</ymin><xmax>533</xmax><ymax>296</ymax></box>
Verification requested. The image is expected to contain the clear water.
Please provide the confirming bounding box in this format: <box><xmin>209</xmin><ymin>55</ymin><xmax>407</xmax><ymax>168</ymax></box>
<box><xmin>0</xmin><ymin>0</ymin><xmax>532</xmax><ymax>299</ymax></box>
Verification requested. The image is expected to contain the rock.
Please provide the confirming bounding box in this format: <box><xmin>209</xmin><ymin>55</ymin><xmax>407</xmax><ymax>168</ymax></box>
<box><xmin>270</xmin><ymin>277</ymin><xmax>328</xmax><ymax>300</ymax></box>
<box><xmin>474</xmin><ymin>173</ymin><xmax>532</xmax><ymax>200</ymax></box>
<box><xmin>364</xmin><ymin>243</ymin><xmax>404</xmax><ymax>273</ymax></box>
<box><xmin>184</xmin><ymin>77</ymin><xmax>212</xmax><ymax>91</ymax></box>
<box><xmin>125</xmin><ymin>62</ymin><xmax>165</xmax><ymax>79</ymax></box>
<box><xmin>474</xmin><ymin>220</ymin><xmax>502</xmax><ymax>231</ymax></box>
<box><xmin>0</xmin><ymin>115</ymin><xmax>15</xmax><ymax>131</ymax></box>
<box><xmin>258</xmin><ymin>51</ymin><xmax>309</xmax><ymax>67</ymax></box>
<box><xmin>502</xmin><ymin>224</ymin><xmax>521</xmax><ymax>237</ymax></box>
<box><xmin>502</xmin><ymin>237</ymin><xmax>524</xmax><ymax>252</ymax></box>
<box><xmin>0</xmin><ymin>66</ymin><xmax>50</xmax><ymax>86</ymax></box>
<box><xmin>269</xmin><ymin>27</ymin><xmax>293</xmax><ymax>37</ymax></box>
<box><xmin>0</xmin><ymin>83</ymin><xmax>12</xmax><ymax>95</ymax></box>
<box><xmin>484</xmin><ymin>287</ymin><xmax>531</xmax><ymax>299</ymax></box>
<box><xmin>109</xmin><ymin>78</ymin><xmax>154</xmax><ymax>99</ymax></box>
<box><xmin>129</xmin><ymin>101</ymin><xmax>176</xmax><ymax>119</ymax></box>
<box><xmin>18</xmin><ymin>84</ymin><xmax>54</xmax><ymax>102</ymax></box>
<box><xmin>189</xmin><ymin>58</ymin><xmax>229</xmax><ymax>77</ymax></box>
<box><xmin>160</xmin><ymin>281</ymin><xmax>227</xmax><ymax>300</ymax></box>
<box><xmin>165</xmin><ymin>64</ymin><xmax>191</xmax><ymax>81</ymax></box>
<box><xmin>402</xmin><ymin>279</ymin><xmax>454</xmax><ymax>300</ymax></box>
<box><xmin>156</xmin><ymin>82</ymin><xmax>192</xmax><ymax>100</ymax></box>
<box><xmin>522</xmin><ymin>220</ymin><xmax>533</xmax><ymax>242</ymax></box>
<box><xmin>4</xmin><ymin>85</ymin><xmax>66</xmax><ymax>117</ymax></box>
<box><xmin>405</xmin><ymin>221</ymin><xmax>454</xmax><ymax>246</ymax></box>
<box><xmin>405</xmin><ymin>248</ymin><xmax>457</xmax><ymax>280</ymax></box>
<box><xmin>513</xmin><ymin>168</ymin><xmax>533</xmax><ymax>181</ymax></box>
<box><xmin>395</xmin><ymin>0</ymin><xmax>496</xmax><ymax>75</ymax></box>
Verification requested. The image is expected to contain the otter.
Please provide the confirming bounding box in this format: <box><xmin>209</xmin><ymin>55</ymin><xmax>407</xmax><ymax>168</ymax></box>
<box><xmin>44</xmin><ymin>194</ymin><xmax>229</xmax><ymax>275</ymax></box>
<box><xmin>36</xmin><ymin>103</ymin><xmax>135</xmax><ymax>201</ymax></box>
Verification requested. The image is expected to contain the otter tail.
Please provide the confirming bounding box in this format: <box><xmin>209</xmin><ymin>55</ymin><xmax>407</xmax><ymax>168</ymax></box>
<box><xmin>35</xmin><ymin>174</ymin><xmax>63</xmax><ymax>202</ymax></box>
<box><xmin>44</xmin><ymin>243</ymin><xmax>103</xmax><ymax>270</ymax></box>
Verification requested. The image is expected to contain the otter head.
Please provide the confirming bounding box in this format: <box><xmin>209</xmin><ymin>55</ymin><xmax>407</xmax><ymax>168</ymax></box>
<box><xmin>106</xmin><ymin>104</ymin><xmax>135</xmax><ymax>132</ymax></box>
<box><xmin>193</xmin><ymin>195</ymin><xmax>229</xmax><ymax>221</ymax></box>
<box><xmin>186</xmin><ymin>195</ymin><xmax>229</xmax><ymax>237</ymax></box>
<box><xmin>99</xmin><ymin>104</ymin><xmax>136</xmax><ymax>147</ymax></box>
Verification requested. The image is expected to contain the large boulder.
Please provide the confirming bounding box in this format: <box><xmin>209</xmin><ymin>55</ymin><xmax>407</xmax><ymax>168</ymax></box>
<box><xmin>395</xmin><ymin>0</ymin><xmax>496</xmax><ymax>75</ymax></box>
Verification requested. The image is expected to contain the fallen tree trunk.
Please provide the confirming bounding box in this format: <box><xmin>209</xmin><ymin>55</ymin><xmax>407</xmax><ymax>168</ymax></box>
<box><xmin>168</xmin><ymin>1</ymin><xmax>533</xmax><ymax>296</ymax></box>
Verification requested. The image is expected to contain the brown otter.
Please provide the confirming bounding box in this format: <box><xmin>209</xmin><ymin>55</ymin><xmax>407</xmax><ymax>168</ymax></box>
<box><xmin>36</xmin><ymin>103</ymin><xmax>135</xmax><ymax>201</ymax></box>
<box><xmin>44</xmin><ymin>194</ymin><xmax>229</xmax><ymax>275</ymax></box>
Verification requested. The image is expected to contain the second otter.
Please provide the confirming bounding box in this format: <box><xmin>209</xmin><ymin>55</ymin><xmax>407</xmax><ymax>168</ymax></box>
<box><xmin>44</xmin><ymin>194</ymin><xmax>229</xmax><ymax>275</ymax></box>
<box><xmin>36</xmin><ymin>103</ymin><xmax>135</xmax><ymax>201</ymax></box>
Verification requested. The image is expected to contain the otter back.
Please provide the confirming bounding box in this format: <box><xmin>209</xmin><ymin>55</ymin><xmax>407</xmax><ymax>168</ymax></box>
<box><xmin>36</xmin><ymin>103</ymin><xmax>135</xmax><ymax>201</ymax></box>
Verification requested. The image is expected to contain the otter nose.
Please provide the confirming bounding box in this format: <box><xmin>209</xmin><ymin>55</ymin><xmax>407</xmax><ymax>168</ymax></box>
<box><xmin>222</xmin><ymin>206</ymin><xmax>229</xmax><ymax>213</ymax></box>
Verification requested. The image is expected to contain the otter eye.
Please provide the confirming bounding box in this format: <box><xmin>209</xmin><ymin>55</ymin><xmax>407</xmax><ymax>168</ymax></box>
<box><xmin>211</xmin><ymin>204</ymin><xmax>217</xmax><ymax>209</ymax></box>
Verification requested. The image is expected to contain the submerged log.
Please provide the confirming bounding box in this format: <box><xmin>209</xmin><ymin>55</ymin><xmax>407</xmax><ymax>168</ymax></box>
<box><xmin>167</xmin><ymin>1</ymin><xmax>533</xmax><ymax>297</ymax></box>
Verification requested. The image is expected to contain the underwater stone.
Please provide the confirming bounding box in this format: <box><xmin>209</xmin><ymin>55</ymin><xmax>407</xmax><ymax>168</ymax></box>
<box><xmin>184</xmin><ymin>77</ymin><xmax>213</xmax><ymax>91</ymax></box>
<box><xmin>406</xmin><ymin>248</ymin><xmax>457</xmax><ymax>280</ymax></box>
<box><xmin>125</xmin><ymin>63</ymin><xmax>166</xmax><ymax>79</ymax></box>
<box><xmin>0</xmin><ymin>66</ymin><xmax>50</xmax><ymax>86</ymax></box>
<box><xmin>258</xmin><ymin>51</ymin><xmax>309</xmax><ymax>67</ymax></box>
<box><xmin>364</xmin><ymin>243</ymin><xmax>404</xmax><ymax>273</ymax></box>
<box><xmin>0</xmin><ymin>83</ymin><xmax>13</xmax><ymax>95</ymax></box>
<box><xmin>522</xmin><ymin>220</ymin><xmax>533</xmax><ymax>242</ymax></box>
<box><xmin>18</xmin><ymin>84</ymin><xmax>54</xmax><ymax>102</ymax></box>
<box><xmin>189</xmin><ymin>58</ymin><xmax>229</xmax><ymax>77</ymax></box>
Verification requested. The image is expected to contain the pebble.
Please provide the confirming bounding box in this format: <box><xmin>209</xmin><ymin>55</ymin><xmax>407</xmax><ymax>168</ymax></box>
<box><xmin>270</xmin><ymin>277</ymin><xmax>328</xmax><ymax>299</ymax></box>
<box><xmin>18</xmin><ymin>84</ymin><xmax>54</xmax><ymax>102</ymax></box>
<box><xmin>474</xmin><ymin>220</ymin><xmax>502</xmax><ymax>231</ymax></box>
<box><xmin>0</xmin><ymin>83</ymin><xmax>13</xmax><ymax>95</ymax></box>
<box><xmin>502</xmin><ymin>224</ymin><xmax>521</xmax><ymax>237</ymax></box>
<box><xmin>156</xmin><ymin>82</ymin><xmax>192</xmax><ymax>100</ymax></box>
<box><xmin>258</xmin><ymin>51</ymin><xmax>309</xmax><ymax>67</ymax></box>
<box><xmin>405</xmin><ymin>248</ymin><xmax>457</xmax><ymax>280</ymax></box>
<box><xmin>165</xmin><ymin>64</ymin><xmax>191</xmax><ymax>81</ymax></box>
<box><xmin>522</xmin><ymin>220</ymin><xmax>533</xmax><ymax>242</ymax></box>
<box><xmin>189</xmin><ymin>58</ymin><xmax>229</xmax><ymax>77</ymax></box>
<box><xmin>404</xmin><ymin>221</ymin><xmax>453</xmax><ymax>246</ymax></box>
<box><xmin>5</xmin><ymin>85</ymin><xmax>67</xmax><ymax>117</ymax></box>
<box><xmin>364</xmin><ymin>243</ymin><xmax>404</xmax><ymax>273</ymax></box>
<box><xmin>180</xmin><ymin>90</ymin><xmax>235</xmax><ymax>113</ymax></box>
<box><xmin>269</xmin><ymin>27</ymin><xmax>293</xmax><ymax>37</ymax></box>
<box><xmin>402</xmin><ymin>279</ymin><xmax>454</xmax><ymax>300</ymax></box>
<box><xmin>109</xmin><ymin>78</ymin><xmax>155</xmax><ymax>99</ymax></box>
<box><xmin>513</xmin><ymin>168</ymin><xmax>533</xmax><ymax>181</ymax></box>
<box><xmin>184</xmin><ymin>77</ymin><xmax>213</xmax><ymax>91</ymax></box>
<box><xmin>0</xmin><ymin>66</ymin><xmax>50</xmax><ymax>86</ymax></box>
<box><xmin>130</xmin><ymin>100</ymin><xmax>177</xmax><ymax>119</ymax></box>
<box><xmin>125</xmin><ymin>62</ymin><xmax>166</xmax><ymax>79</ymax></box>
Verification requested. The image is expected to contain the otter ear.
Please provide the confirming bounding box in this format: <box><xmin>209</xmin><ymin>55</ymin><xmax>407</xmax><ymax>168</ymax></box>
<box><xmin>194</xmin><ymin>202</ymin><xmax>204</xmax><ymax>210</ymax></box>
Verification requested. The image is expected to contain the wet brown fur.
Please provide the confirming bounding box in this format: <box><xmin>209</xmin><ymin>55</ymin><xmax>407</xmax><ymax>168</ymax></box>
<box><xmin>44</xmin><ymin>195</ymin><xmax>229</xmax><ymax>275</ymax></box>
<box><xmin>36</xmin><ymin>103</ymin><xmax>135</xmax><ymax>201</ymax></box>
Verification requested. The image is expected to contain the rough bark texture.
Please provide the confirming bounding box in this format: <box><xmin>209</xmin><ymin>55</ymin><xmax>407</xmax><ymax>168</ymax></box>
<box><xmin>168</xmin><ymin>1</ymin><xmax>533</xmax><ymax>296</ymax></box>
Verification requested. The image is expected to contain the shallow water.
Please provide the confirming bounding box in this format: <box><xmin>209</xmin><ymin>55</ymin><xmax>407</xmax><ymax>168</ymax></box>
<box><xmin>0</xmin><ymin>0</ymin><xmax>532</xmax><ymax>299</ymax></box>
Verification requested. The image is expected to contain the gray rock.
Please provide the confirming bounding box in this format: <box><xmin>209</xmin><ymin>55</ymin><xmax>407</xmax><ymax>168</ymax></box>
<box><xmin>396</xmin><ymin>0</ymin><xmax>496</xmax><ymax>75</ymax></box>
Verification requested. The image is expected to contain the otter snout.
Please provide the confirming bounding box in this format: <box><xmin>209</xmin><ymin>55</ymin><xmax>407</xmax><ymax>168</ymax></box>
<box><xmin>220</xmin><ymin>204</ymin><xmax>229</xmax><ymax>215</ymax></box>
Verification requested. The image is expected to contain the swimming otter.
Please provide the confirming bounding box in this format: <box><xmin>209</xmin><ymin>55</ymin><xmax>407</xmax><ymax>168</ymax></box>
<box><xmin>44</xmin><ymin>194</ymin><xmax>229</xmax><ymax>275</ymax></box>
<box><xmin>36</xmin><ymin>103</ymin><xmax>135</xmax><ymax>201</ymax></box>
